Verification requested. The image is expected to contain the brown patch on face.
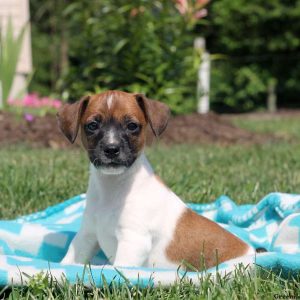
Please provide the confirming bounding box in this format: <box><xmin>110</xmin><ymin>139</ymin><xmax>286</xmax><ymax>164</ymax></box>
<box><xmin>80</xmin><ymin>91</ymin><xmax>148</xmax><ymax>153</ymax></box>
<box><xmin>166</xmin><ymin>209</ymin><xmax>250</xmax><ymax>270</ymax></box>
<box><xmin>57</xmin><ymin>96</ymin><xmax>90</xmax><ymax>144</ymax></box>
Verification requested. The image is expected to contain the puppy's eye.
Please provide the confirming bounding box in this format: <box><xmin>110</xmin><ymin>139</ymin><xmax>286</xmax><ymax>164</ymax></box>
<box><xmin>127</xmin><ymin>122</ymin><xmax>138</xmax><ymax>131</ymax></box>
<box><xmin>86</xmin><ymin>121</ymin><xmax>99</xmax><ymax>132</ymax></box>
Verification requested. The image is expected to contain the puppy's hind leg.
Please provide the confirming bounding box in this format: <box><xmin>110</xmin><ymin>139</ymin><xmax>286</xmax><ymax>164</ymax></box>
<box><xmin>61</xmin><ymin>229</ymin><xmax>99</xmax><ymax>265</ymax></box>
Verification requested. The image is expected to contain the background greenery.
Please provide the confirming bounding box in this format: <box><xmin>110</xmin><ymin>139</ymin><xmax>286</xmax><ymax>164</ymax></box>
<box><xmin>29</xmin><ymin>0</ymin><xmax>300</xmax><ymax>113</ymax></box>
<box><xmin>29</xmin><ymin>0</ymin><xmax>200</xmax><ymax>114</ymax></box>
<box><xmin>204</xmin><ymin>0</ymin><xmax>300</xmax><ymax>112</ymax></box>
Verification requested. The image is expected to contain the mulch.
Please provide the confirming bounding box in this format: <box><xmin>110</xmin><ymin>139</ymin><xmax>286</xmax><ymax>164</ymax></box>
<box><xmin>159</xmin><ymin>113</ymin><xmax>277</xmax><ymax>145</ymax></box>
<box><xmin>0</xmin><ymin>111</ymin><xmax>280</xmax><ymax>149</ymax></box>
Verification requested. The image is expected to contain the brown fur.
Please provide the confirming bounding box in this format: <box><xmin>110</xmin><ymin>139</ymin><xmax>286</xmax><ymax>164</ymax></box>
<box><xmin>166</xmin><ymin>209</ymin><xmax>250</xmax><ymax>270</ymax></box>
<box><xmin>135</xmin><ymin>94</ymin><xmax>170</xmax><ymax>137</ymax></box>
<box><xmin>58</xmin><ymin>90</ymin><xmax>170</xmax><ymax>153</ymax></box>
<box><xmin>81</xmin><ymin>91</ymin><xmax>147</xmax><ymax>124</ymax></box>
<box><xmin>57</xmin><ymin>95</ymin><xmax>89</xmax><ymax>143</ymax></box>
<box><xmin>80</xmin><ymin>91</ymin><xmax>148</xmax><ymax>153</ymax></box>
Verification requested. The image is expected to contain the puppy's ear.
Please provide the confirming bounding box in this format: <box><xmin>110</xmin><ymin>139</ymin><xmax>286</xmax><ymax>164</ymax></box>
<box><xmin>57</xmin><ymin>95</ymin><xmax>90</xmax><ymax>143</ymax></box>
<box><xmin>135</xmin><ymin>94</ymin><xmax>170</xmax><ymax>137</ymax></box>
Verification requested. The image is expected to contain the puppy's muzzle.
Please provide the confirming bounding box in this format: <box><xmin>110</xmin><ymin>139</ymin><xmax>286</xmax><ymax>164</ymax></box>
<box><xmin>104</xmin><ymin>143</ymin><xmax>120</xmax><ymax>159</ymax></box>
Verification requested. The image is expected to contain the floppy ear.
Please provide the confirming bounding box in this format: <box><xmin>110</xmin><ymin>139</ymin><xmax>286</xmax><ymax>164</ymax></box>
<box><xmin>135</xmin><ymin>94</ymin><xmax>170</xmax><ymax>137</ymax></box>
<box><xmin>56</xmin><ymin>95</ymin><xmax>90</xmax><ymax>143</ymax></box>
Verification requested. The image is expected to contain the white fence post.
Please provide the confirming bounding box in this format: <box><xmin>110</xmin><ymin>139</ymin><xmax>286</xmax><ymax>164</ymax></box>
<box><xmin>194</xmin><ymin>37</ymin><xmax>211</xmax><ymax>114</ymax></box>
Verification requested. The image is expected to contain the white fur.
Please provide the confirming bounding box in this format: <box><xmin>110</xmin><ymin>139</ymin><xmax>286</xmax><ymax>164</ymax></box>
<box><xmin>62</xmin><ymin>153</ymin><xmax>186</xmax><ymax>268</ymax></box>
<box><xmin>98</xmin><ymin>166</ymin><xmax>126</xmax><ymax>175</ymax></box>
<box><xmin>62</xmin><ymin>152</ymin><xmax>254</xmax><ymax>268</ymax></box>
<box><xmin>107</xmin><ymin>94</ymin><xmax>114</xmax><ymax>109</ymax></box>
<box><xmin>107</xmin><ymin>129</ymin><xmax>117</xmax><ymax>144</ymax></box>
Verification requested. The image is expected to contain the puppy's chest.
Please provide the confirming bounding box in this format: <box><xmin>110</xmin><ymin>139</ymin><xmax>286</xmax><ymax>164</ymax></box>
<box><xmin>93</xmin><ymin>199</ymin><xmax>144</xmax><ymax>232</ymax></box>
<box><xmin>93</xmin><ymin>201</ymin><xmax>121</xmax><ymax>234</ymax></box>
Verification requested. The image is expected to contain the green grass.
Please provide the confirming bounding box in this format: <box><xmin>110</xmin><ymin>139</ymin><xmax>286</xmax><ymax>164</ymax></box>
<box><xmin>1</xmin><ymin>143</ymin><xmax>300</xmax><ymax>219</ymax></box>
<box><xmin>3</xmin><ymin>267</ymin><xmax>300</xmax><ymax>299</ymax></box>
<box><xmin>232</xmin><ymin>115</ymin><xmax>300</xmax><ymax>140</ymax></box>
<box><xmin>1</xmin><ymin>115</ymin><xmax>300</xmax><ymax>298</ymax></box>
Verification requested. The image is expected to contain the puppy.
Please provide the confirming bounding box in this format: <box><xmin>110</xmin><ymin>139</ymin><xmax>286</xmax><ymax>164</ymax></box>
<box><xmin>58</xmin><ymin>90</ymin><xmax>254</xmax><ymax>269</ymax></box>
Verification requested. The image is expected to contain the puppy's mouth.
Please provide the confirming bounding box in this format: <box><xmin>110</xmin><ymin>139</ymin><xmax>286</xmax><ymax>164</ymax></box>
<box><xmin>89</xmin><ymin>155</ymin><xmax>136</xmax><ymax>170</ymax></box>
<box><xmin>91</xmin><ymin>158</ymin><xmax>126</xmax><ymax>169</ymax></box>
<box><xmin>88</xmin><ymin>144</ymin><xmax>138</xmax><ymax>173</ymax></box>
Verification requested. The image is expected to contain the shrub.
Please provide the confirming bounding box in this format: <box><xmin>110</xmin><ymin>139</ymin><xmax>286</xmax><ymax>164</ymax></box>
<box><xmin>204</xmin><ymin>0</ymin><xmax>300</xmax><ymax>112</ymax></box>
<box><xmin>60</xmin><ymin>0</ymin><xmax>204</xmax><ymax>114</ymax></box>
<box><xmin>29</xmin><ymin>0</ymin><xmax>68</xmax><ymax>97</ymax></box>
<box><xmin>30</xmin><ymin>0</ymin><xmax>300</xmax><ymax>113</ymax></box>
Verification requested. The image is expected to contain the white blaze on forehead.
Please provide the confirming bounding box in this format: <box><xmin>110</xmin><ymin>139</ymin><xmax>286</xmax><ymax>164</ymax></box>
<box><xmin>107</xmin><ymin>94</ymin><xmax>114</xmax><ymax>109</ymax></box>
<box><xmin>108</xmin><ymin>129</ymin><xmax>117</xmax><ymax>144</ymax></box>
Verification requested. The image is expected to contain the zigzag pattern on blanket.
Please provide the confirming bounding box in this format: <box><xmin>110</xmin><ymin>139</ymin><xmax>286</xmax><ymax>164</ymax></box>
<box><xmin>0</xmin><ymin>193</ymin><xmax>299</xmax><ymax>287</ymax></box>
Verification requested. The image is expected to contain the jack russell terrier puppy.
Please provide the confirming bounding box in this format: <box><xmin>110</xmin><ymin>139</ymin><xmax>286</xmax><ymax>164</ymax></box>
<box><xmin>57</xmin><ymin>90</ymin><xmax>254</xmax><ymax>270</ymax></box>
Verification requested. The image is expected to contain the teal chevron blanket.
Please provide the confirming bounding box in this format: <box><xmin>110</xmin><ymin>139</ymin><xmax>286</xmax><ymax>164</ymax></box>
<box><xmin>0</xmin><ymin>193</ymin><xmax>300</xmax><ymax>287</ymax></box>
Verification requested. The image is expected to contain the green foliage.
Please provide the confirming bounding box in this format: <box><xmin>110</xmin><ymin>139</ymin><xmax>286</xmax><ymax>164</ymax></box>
<box><xmin>62</xmin><ymin>0</ymin><xmax>200</xmax><ymax>114</ymax></box>
<box><xmin>29</xmin><ymin>1</ymin><xmax>68</xmax><ymax>97</ymax></box>
<box><xmin>29</xmin><ymin>0</ymin><xmax>300</xmax><ymax>112</ymax></box>
<box><xmin>204</xmin><ymin>0</ymin><xmax>300</xmax><ymax>112</ymax></box>
<box><xmin>210</xmin><ymin>62</ymin><xmax>269</xmax><ymax>112</ymax></box>
<box><xmin>0</xmin><ymin>19</ymin><xmax>26</xmax><ymax>109</ymax></box>
<box><xmin>29</xmin><ymin>0</ymin><xmax>201</xmax><ymax>114</ymax></box>
<box><xmin>3</xmin><ymin>267</ymin><xmax>300</xmax><ymax>299</ymax></box>
<box><xmin>27</xmin><ymin>272</ymin><xmax>51</xmax><ymax>296</ymax></box>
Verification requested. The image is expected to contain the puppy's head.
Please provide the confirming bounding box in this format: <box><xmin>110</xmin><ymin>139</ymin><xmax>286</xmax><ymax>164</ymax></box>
<box><xmin>57</xmin><ymin>91</ymin><xmax>170</xmax><ymax>175</ymax></box>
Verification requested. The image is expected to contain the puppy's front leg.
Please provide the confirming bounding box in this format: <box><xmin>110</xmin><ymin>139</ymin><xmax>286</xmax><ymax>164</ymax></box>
<box><xmin>113</xmin><ymin>230</ymin><xmax>151</xmax><ymax>267</ymax></box>
<box><xmin>62</xmin><ymin>229</ymin><xmax>99</xmax><ymax>265</ymax></box>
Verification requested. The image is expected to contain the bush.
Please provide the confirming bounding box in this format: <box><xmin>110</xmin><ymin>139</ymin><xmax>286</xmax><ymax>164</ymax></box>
<box><xmin>30</xmin><ymin>0</ymin><xmax>300</xmax><ymax>113</ymax></box>
<box><xmin>30</xmin><ymin>0</ymin><xmax>203</xmax><ymax>114</ymax></box>
<box><xmin>29</xmin><ymin>1</ymin><xmax>68</xmax><ymax>97</ymax></box>
<box><xmin>204</xmin><ymin>0</ymin><xmax>300</xmax><ymax>112</ymax></box>
<box><xmin>63</xmin><ymin>0</ymin><xmax>202</xmax><ymax>114</ymax></box>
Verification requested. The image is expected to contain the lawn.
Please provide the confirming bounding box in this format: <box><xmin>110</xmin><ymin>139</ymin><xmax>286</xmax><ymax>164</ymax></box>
<box><xmin>0</xmin><ymin>116</ymin><xmax>300</xmax><ymax>298</ymax></box>
<box><xmin>232</xmin><ymin>113</ymin><xmax>300</xmax><ymax>140</ymax></box>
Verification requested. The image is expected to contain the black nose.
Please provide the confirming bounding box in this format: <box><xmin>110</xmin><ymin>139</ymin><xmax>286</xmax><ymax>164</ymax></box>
<box><xmin>104</xmin><ymin>144</ymin><xmax>120</xmax><ymax>158</ymax></box>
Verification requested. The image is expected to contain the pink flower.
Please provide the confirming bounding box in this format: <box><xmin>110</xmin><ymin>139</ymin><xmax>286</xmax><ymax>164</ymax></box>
<box><xmin>175</xmin><ymin>0</ymin><xmax>209</xmax><ymax>21</ymax></box>
<box><xmin>194</xmin><ymin>8</ymin><xmax>207</xmax><ymax>19</ymax></box>
<box><xmin>41</xmin><ymin>97</ymin><xmax>51</xmax><ymax>107</ymax></box>
<box><xmin>52</xmin><ymin>100</ymin><xmax>62</xmax><ymax>108</ymax></box>
<box><xmin>24</xmin><ymin>113</ymin><xmax>34</xmax><ymax>122</ymax></box>
<box><xmin>8</xmin><ymin>93</ymin><xmax>63</xmax><ymax>110</ymax></box>
<box><xmin>175</xmin><ymin>0</ymin><xmax>188</xmax><ymax>14</ymax></box>
<box><xmin>23</xmin><ymin>94</ymin><xmax>39</xmax><ymax>107</ymax></box>
<box><xmin>8</xmin><ymin>98</ymin><xmax>15</xmax><ymax>105</ymax></box>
